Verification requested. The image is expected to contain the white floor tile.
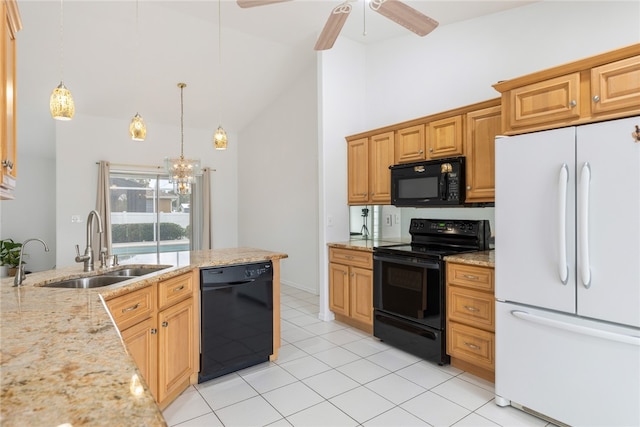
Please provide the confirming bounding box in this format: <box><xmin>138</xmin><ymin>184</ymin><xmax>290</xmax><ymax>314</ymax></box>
<box><xmin>401</xmin><ymin>391</ymin><xmax>471</xmax><ymax>426</ymax></box>
<box><xmin>302</xmin><ymin>369</ymin><xmax>360</xmax><ymax>399</ymax></box>
<box><xmin>196</xmin><ymin>374</ymin><xmax>259</xmax><ymax>410</ymax></box>
<box><xmin>337</xmin><ymin>358</ymin><xmax>391</xmax><ymax>384</ymax></box>
<box><xmin>275</xmin><ymin>343</ymin><xmax>310</xmax><ymax>364</ymax></box>
<box><xmin>366</xmin><ymin>347</ymin><xmax>421</xmax><ymax>371</ymax></box>
<box><xmin>291</xmin><ymin>335</ymin><xmax>337</xmax><ymax>353</ymax></box>
<box><xmin>215</xmin><ymin>395</ymin><xmax>282</xmax><ymax>427</ymax></box>
<box><xmin>279</xmin><ymin>355</ymin><xmax>332</xmax><ymax>379</ymax></box>
<box><xmin>431</xmin><ymin>377</ymin><xmax>495</xmax><ymax>411</ymax></box>
<box><xmin>452</xmin><ymin>412</ymin><xmax>500</xmax><ymax>426</ymax></box>
<box><xmin>241</xmin><ymin>364</ymin><xmax>298</xmax><ymax>394</ymax></box>
<box><xmin>265</xmin><ymin>417</ymin><xmax>294</xmax><ymax>427</ymax></box>
<box><xmin>286</xmin><ymin>401</ymin><xmax>358</xmax><ymax>427</ymax></box>
<box><xmin>313</xmin><ymin>346</ymin><xmax>361</xmax><ymax>368</ymax></box>
<box><xmin>321</xmin><ymin>328</ymin><xmax>365</xmax><ymax>346</ymax></box>
<box><xmin>171</xmin><ymin>412</ymin><xmax>224</xmax><ymax>427</ymax></box>
<box><xmin>303</xmin><ymin>320</ymin><xmax>347</xmax><ymax>335</ymax></box>
<box><xmin>262</xmin><ymin>381</ymin><xmax>325</xmax><ymax>417</ymax></box>
<box><xmin>342</xmin><ymin>337</ymin><xmax>390</xmax><ymax>357</ymax></box>
<box><xmin>281</xmin><ymin>325</ymin><xmax>316</xmax><ymax>343</ymax></box>
<box><xmin>287</xmin><ymin>313</ymin><xmax>322</xmax><ymax>327</ymax></box>
<box><xmin>457</xmin><ymin>372</ymin><xmax>495</xmax><ymax>393</ymax></box>
<box><xmin>363</xmin><ymin>407</ymin><xmax>431</xmax><ymax>427</ymax></box>
<box><xmin>365</xmin><ymin>373</ymin><xmax>427</xmax><ymax>405</ymax></box>
<box><xmin>329</xmin><ymin>386</ymin><xmax>395</xmax><ymax>424</ymax></box>
<box><xmin>162</xmin><ymin>386</ymin><xmax>212</xmax><ymax>427</ymax></box>
<box><xmin>396</xmin><ymin>360</ymin><xmax>453</xmax><ymax>389</ymax></box>
<box><xmin>475</xmin><ymin>400</ymin><xmax>549</xmax><ymax>427</ymax></box>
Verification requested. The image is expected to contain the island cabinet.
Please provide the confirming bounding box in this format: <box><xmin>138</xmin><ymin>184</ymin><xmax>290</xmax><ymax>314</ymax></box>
<box><xmin>347</xmin><ymin>131</ymin><xmax>394</xmax><ymax>205</ymax></box>
<box><xmin>105</xmin><ymin>269</ymin><xmax>199</xmax><ymax>409</ymax></box>
<box><xmin>446</xmin><ymin>262</ymin><xmax>495</xmax><ymax>382</ymax></box>
<box><xmin>328</xmin><ymin>246</ymin><xmax>373</xmax><ymax>333</ymax></box>
<box><xmin>1</xmin><ymin>0</ymin><xmax>21</xmax><ymax>200</ymax></box>
<box><xmin>493</xmin><ymin>44</ymin><xmax>640</xmax><ymax>135</ymax></box>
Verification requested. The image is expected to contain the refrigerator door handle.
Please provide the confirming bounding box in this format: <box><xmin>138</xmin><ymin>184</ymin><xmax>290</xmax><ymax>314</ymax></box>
<box><xmin>579</xmin><ymin>162</ymin><xmax>592</xmax><ymax>288</ymax></box>
<box><xmin>511</xmin><ymin>310</ymin><xmax>640</xmax><ymax>346</ymax></box>
<box><xmin>558</xmin><ymin>163</ymin><xmax>569</xmax><ymax>285</ymax></box>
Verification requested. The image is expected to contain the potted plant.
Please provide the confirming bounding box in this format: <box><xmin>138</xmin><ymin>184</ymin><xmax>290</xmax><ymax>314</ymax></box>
<box><xmin>0</xmin><ymin>239</ymin><xmax>23</xmax><ymax>277</ymax></box>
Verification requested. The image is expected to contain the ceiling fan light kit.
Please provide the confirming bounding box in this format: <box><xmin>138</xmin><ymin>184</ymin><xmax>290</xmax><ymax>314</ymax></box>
<box><xmin>370</xmin><ymin>0</ymin><xmax>439</xmax><ymax>37</ymax></box>
<box><xmin>314</xmin><ymin>2</ymin><xmax>352</xmax><ymax>51</ymax></box>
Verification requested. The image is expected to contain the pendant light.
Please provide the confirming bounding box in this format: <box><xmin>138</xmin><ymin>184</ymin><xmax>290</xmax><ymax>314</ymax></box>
<box><xmin>129</xmin><ymin>0</ymin><xmax>146</xmax><ymax>141</ymax></box>
<box><xmin>213</xmin><ymin>0</ymin><xmax>228</xmax><ymax>150</ymax></box>
<box><xmin>50</xmin><ymin>0</ymin><xmax>75</xmax><ymax>120</ymax></box>
<box><xmin>165</xmin><ymin>83</ymin><xmax>201</xmax><ymax>195</ymax></box>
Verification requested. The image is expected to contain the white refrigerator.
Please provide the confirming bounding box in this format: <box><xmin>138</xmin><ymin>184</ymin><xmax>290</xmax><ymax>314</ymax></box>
<box><xmin>494</xmin><ymin>116</ymin><xmax>640</xmax><ymax>426</ymax></box>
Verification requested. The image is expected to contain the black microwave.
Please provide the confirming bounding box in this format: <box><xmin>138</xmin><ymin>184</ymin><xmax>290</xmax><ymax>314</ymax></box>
<box><xmin>390</xmin><ymin>157</ymin><xmax>465</xmax><ymax>207</ymax></box>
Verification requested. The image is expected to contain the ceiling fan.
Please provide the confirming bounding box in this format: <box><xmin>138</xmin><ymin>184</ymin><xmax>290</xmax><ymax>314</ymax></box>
<box><xmin>236</xmin><ymin>0</ymin><xmax>439</xmax><ymax>51</ymax></box>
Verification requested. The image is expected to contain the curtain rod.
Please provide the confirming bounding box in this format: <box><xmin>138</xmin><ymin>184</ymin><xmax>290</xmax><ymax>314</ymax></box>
<box><xmin>95</xmin><ymin>162</ymin><xmax>215</xmax><ymax>171</ymax></box>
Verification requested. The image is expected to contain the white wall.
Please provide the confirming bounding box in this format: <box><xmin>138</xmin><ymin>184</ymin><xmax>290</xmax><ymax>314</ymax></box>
<box><xmin>238</xmin><ymin>64</ymin><xmax>319</xmax><ymax>294</ymax></box>
<box><xmin>55</xmin><ymin>114</ymin><xmax>237</xmax><ymax>268</ymax></box>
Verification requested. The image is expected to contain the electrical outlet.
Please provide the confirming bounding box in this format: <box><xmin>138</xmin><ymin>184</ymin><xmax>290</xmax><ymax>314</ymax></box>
<box><xmin>395</xmin><ymin>214</ymin><xmax>400</xmax><ymax>225</ymax></box>
<box><xmin>327</xmin><ymin>215</ymin><xmax>334</xmax><ymax>227</ymax></box>
<box><xmin>71</xmin><ymin>215</ymin><xmax>82</xmax><ymax>223</ymax></box>
<box><xmin>385</xmin><ymin>214</ymin><xmax>392</xmax><ymax>226</ymax></box>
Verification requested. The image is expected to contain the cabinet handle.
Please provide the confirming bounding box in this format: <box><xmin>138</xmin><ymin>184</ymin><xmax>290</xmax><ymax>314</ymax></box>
<box><xmin>592</xmin><ymin>95</ymin><xmax>600</xmax><ymax>103</ymax></box>
<box><xmin>162</xmin><ymin>321</ymin><xmax>169</xmax><ymax>327</ymax></box>
<box><xmin>466</xmin><ymin>186</ymin><xmax>471</xmax><ymax>190</ymax></box>
<box><xmin>122</xmin><ymin>303</ymin><xmax>140</xmax><ymax>313</ymax></box>
<box><xmin>569</xmin><ymin>100</ymin><xmax>577</xmax><ymax>107</ymax></box>
<box><xmin>345</xmin><ymin>255</ymin><xmax>353</xmax><ymax>259</ymax></box>
<box><xmin>429</xmin><ymin>148</ymin><xmax>433</xmax><ymax>152</ymax></box>
<box><xmin>463</xmin><ymin>305</ymin><xmax>480</xmax><ymax>312</ymax></box>
<box><xmin>150</xmin><ymin>328</ymin><xmax>158</xmax><ymax>334</ymax></box>
<box><xmin>464</xmin><ymin>342</ymin><xmax>481</xmax><ymax>350</ymax></box>
<box><xmin>2</xmin><ymin>160</ymin><xmax>13</xmax><ymax>170</ymax></box>
<box><xmin>173</xmin><ymin>285</ymin><xmax>185</xmax><ymax>292</ymax></box>
<box><xmin>419</xmin><ymin>149</ymin><xmax>424</xmax><ymax>154</ymax></box>
<box><xmin>462</xmin><ymin>274</ymin><xmax>479</xmax><ymax>280</ymax></box>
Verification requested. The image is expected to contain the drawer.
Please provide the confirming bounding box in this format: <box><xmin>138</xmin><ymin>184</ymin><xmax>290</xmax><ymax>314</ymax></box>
<box><xmin>447</xmin><ymin>286</ymin><xmax>494</xmax><ymax>331</ymax></box>
<box><xmin>447</xmin><ymin>262</ymin><xmax>494</xmax><ymax>291</ymax></box>
<box><xmin>447</xmin><ymin>321</ymin><xmax>495</xmax><ymax>372</ymax></box>
<box><xmin>329</xmin><ymin>247</ymin><xmax>373</xmax><ymax>269</ymax></box>
<box><xmin>158</xmin><ymin>271</ymin><xmax>194</xmax><ymax>311</ymax></box>
<box><xmin>106</xmin><ymin>286</ymin><xmax>155</xmax><ymax>331</ymax></box>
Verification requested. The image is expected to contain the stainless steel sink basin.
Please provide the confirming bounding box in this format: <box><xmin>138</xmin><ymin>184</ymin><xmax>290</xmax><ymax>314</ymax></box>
<box><xmin>42</xmin><ymin>275</ymin><xmax>134</xmax><ymax>289</ymax></box>
<box><xmin>108</xmin><ymin>266</ymin><xmax>169</xmax><ymax>277</ymax></box>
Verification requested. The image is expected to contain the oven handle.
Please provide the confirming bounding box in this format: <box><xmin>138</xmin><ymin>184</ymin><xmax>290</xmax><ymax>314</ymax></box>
<box><xmin>374</xmin><ymin>253</ymin><xmax>441</xmax><ymax>269</ymax></box>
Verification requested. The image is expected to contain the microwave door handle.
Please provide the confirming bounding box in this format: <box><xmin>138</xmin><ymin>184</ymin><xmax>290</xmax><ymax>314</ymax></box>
<box><xmin>439</xmin><ymin>173</ymin><xmax>448</xmax><ymax>200</ymax></box>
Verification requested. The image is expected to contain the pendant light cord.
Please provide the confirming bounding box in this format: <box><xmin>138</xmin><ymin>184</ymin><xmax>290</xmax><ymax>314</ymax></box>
<box><xmin>135</xmin><ymin>0</ymin><xmax>140</xmax><ymax>109</ymax></box>
<box><xmin>218</xmin><ymin>0</ymin><xmax>222</xmax><ymax>126</ymax></box>
<box><xmin>59</xmin><ymin>0</ymin><xmax>64</xmax><ymax>81</ymax></box>
<box><xmin>180</xmin><ymin>84</ymin><xmax>185</xmax><ymax>157</ymax></box>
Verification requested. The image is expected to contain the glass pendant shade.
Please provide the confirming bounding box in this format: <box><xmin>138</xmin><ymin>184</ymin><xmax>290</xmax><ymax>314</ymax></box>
<box><xmin>164</xmin><ymin>156</ymin><xmax>201</xmax><ymax>195</ymax></box>
<box><xmin>50</xmin><ymin>81</ymin><xmax>75</xmax><ymax>120</ymax></box>
<box><xmin>129</xmin><ymin>113</ymin><xmax>147</xmax><ymax>141</ymax></box>
<box><xmin>213</xmin><ymin>126</ymin><xmax>228</xmax><ymax>150</ymax></box>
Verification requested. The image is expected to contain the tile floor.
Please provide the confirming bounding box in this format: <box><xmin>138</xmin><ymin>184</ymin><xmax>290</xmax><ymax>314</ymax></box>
<box><xmin>163</xmin><ymin>284</ymin><xmax>555</xmax><ymax>427</ymax></box>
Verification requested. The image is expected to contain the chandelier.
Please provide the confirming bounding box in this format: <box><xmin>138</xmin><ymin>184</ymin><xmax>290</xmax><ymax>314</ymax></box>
<box><xmin>165</xmin><ymin>83</ymin><xmax>201</xmax><ymax>195</ymax></box>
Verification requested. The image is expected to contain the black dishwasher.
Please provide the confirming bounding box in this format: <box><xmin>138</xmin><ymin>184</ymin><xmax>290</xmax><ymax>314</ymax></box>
<box><xmin>199</xmin><ymin>261</ymin><xmax>274</xmax><ymax>383</ymax></box>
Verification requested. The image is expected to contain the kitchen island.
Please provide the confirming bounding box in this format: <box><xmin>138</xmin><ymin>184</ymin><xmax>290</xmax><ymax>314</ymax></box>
<box><xmin>0</xmin><ymin>247</ymin><xmax>287</xmax><ymax>427</ymax></box>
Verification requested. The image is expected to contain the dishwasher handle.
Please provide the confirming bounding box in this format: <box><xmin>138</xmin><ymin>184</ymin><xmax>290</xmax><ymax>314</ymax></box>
<box><xmin>202</xmin><ymin>278</ymin><xmax>256</xmax><ymax>290</ymax></box>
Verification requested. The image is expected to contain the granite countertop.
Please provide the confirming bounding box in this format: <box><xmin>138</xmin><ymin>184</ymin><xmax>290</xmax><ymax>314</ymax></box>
<box><xmin>0</xmin><ymin>247</ymin><xmax>288</xmax><ymax>427</ymax></box>
<box><xmin>328</xmin><ymin>238</ymin><xmax>409</xmax><ymax>252</ymax></box>
<box><xmin>444</xmin><ymin>250</ymin><xmax>495</xmax><ymax>268</ymax></box>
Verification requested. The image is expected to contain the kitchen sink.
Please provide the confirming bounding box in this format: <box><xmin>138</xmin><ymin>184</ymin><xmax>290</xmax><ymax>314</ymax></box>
<box><xmin>107</xmin><ymin>266</ymin><xmax>169</xmax><ymax>277</ymax></box>
<box><xmin>42</xmin><ymin>275</ymin><xmax>134</xmax><ymax>289</ymax></box>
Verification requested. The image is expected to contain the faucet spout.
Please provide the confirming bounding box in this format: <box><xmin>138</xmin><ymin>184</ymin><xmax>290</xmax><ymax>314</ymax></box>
<box><xmin>13</xmin><ymin>238</ymin><xmax>50</xmax><ymax>286</ymax></box>
<box><xmin>75</xmin><ymin>210</ymin><xmax>104</xmax><ymax>272</ymax></box>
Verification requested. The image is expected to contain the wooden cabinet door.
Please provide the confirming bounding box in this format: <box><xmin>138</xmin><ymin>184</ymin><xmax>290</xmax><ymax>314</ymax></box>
<box><xmin>350</xmin><ymin>266</ymin><xmax>373</xmax><ymax>326</ymax></box>
<box><xmin>465</xmin><ymin>106</ymin><xmax>501</xmax><ymax>203</ymax></box>
<box><xmin>395</xmin><ymin>124</ymin><xmax>425</xmax><ymax>164</ymax></box>
<box><xmin>157</xmin><ymin>297</ymin><xmax>195</xmax><ymax>405</ymax></box>
<box><xmin>0</xmin><ymin>1</ymin><xmax>18</xmax><ymax>200</ymax></box>
<box><xmin>369</xmin><ymin>131</ymin><xmax>394</xmax><ymax>204</ymax></box>
<box><xmin>426</xmin><ymin>115</ymin><xmax>463</xmax><ymax>159</ymax></box>
<box><xmin>507</xmin><ymin>73</ymin><xmax>581</xmax><ymax>130</ymax></box>
<box><xmin>347</xmin><ymin>137</ymin><xmax>369</xmax><ymax>205</ymax></box>
<box><xmin>329</xmin><ymin>262</ymin><xmax>350</xmax><ymax>317</ymax></box>
<box><xmin>121</xmin><ymin>316</ymin><xmax>158</xmax><ymax>399</ymax></box>
<box><xmin>590</xmin><ymin>55</ymin><xmax>640</xmax><ymax>116</ymax></box>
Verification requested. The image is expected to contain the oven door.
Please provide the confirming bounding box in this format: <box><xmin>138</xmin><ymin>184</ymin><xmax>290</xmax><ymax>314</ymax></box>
<box><xmin>373</xmin><ymin>252</ymin><xmax>444</xmax><ymax>329</ymax></box>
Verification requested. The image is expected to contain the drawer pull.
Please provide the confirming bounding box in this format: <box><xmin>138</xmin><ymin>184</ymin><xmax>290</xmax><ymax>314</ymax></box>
<box><xmin>463</xmin><ymin>305</ymin><xmax>480</xmax><ymax>312</ymax></box>
<box><xmin>345</xmin><ymin>255</ymin><xmax>353</xmax><ymax>260</ymax></box>
<box><xmin>173</xmin><ymin>285</ymin><xmax>185</xmax><ymax>292</ymax></box>
<box><xmin>462</xmin><ymin>274</ymin><xmax>479</xmax><ymax>280</ymax></box>
<box><xmin>464</xmin><ymin>342</ymin><xmax>481</xmax><ymax>350</ymax></box>
<box><xmin>150</xmin><ymin>328</ymin><xmax>157</xmax><ymax>334</ymax></box>
<box><xmin>162</xmin><ymin>321</ymin><xmax>169</xmax><ymax>327</ymax></box>
<box><xmin>122</xmin><ymin>303</ymin><xmax>140</xmax><ymax>313</ymax></box>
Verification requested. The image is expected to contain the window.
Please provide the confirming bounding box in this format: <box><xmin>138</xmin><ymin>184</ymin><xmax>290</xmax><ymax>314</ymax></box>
<box><xmin>109</xmin><ymin>171</ymin><xmax>192</xmax><ymax>262</ymax></box>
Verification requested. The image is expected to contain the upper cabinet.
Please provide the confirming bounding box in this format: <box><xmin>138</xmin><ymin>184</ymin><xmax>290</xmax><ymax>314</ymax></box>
<box><xmin>426</xmin><ymin>115</ymin><xmax>464</xmax><ymax>159</ymax></box>
<box><xmin>494</xmin><ymin>44</ymin><xmax>640</xmax><ymax>135</ymax></box>
<box><xmin>1</xmin><ymin>0</ymin><xmax>21</xmax><ymax>201</ymax></box>
<box><xmin>347</xmin><ymin>132</ymin><xmax>394</xmax><ymax>205</ymax></box>
<box><xmin>395</xmin><ymin>124</ymin><xmax>425</xmax><ymax>164</ymax></box>
<box><xmin>465</xmin><ymin>105</ymin><xmax>501</xmax><ymax>203</ymax></box>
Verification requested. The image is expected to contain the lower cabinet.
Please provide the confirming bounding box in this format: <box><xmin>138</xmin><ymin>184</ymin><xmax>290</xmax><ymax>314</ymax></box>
<box><xmin>328</xmin><ymin>246</ymin><xmax>373</xmax><ymax>333</ymax></box>
<box><xmin>106</xmin><ymin>270</ymin><xmax>198</xmax><ymax>409</ymax></box>
<box><xmin>446</xmin><ymin>262</ymin><xmax>495</xmax><ymax>382</ymax></box>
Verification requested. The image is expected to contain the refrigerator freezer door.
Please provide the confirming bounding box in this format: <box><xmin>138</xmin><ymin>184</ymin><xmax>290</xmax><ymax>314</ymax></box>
<box><xmin>576</xmin><ymin>116</ymin><xmax>640</xmax><ymax>328</ymax></box>
<box><xmin>496</xmin><ymin>301</ymin><xmax>640</xmax><ymax>427</ymax></box>
<box><xmin>495</xmin><ymin>127</ymin><xmax>576</xmax><ymax>313</ymax></box>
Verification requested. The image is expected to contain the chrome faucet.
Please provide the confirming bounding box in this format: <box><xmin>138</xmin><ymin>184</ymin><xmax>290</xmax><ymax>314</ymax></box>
<box><xmin>75</xmin><ymin>210</ymin><xmax>103</xmax><ymax>272</ymax></box>
<box><xmin>13</xmin><ymin>238</ymin><xmax>50</xmax><ymax>286</ymax></box>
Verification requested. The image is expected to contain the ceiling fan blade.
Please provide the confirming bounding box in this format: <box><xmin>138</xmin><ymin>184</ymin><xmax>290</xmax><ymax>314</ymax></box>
<box><xmin>370</xmin><ymin>0</ymin><xmax>438</xmax><ymax>37</ymax></box>
<box><xmin>236</xmin><ymin>0</ymin><xmax>292</xmax><ymax>9</ymax></box>
<box><xmin>314</xmin><ymin>2</ymin><xmax>352</xmax><ymax>51</ymax></box>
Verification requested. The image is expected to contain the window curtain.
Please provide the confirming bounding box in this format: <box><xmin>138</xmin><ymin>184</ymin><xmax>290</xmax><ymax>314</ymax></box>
<box><xmin>95</xmin><ymin>161</ymin><xmax>113</xmax><ymax>260</ymax></box>
<box><xmin>191</xmin><ymin>167</ymin><xmax>212</xmax><ymax>250</ymax></box>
